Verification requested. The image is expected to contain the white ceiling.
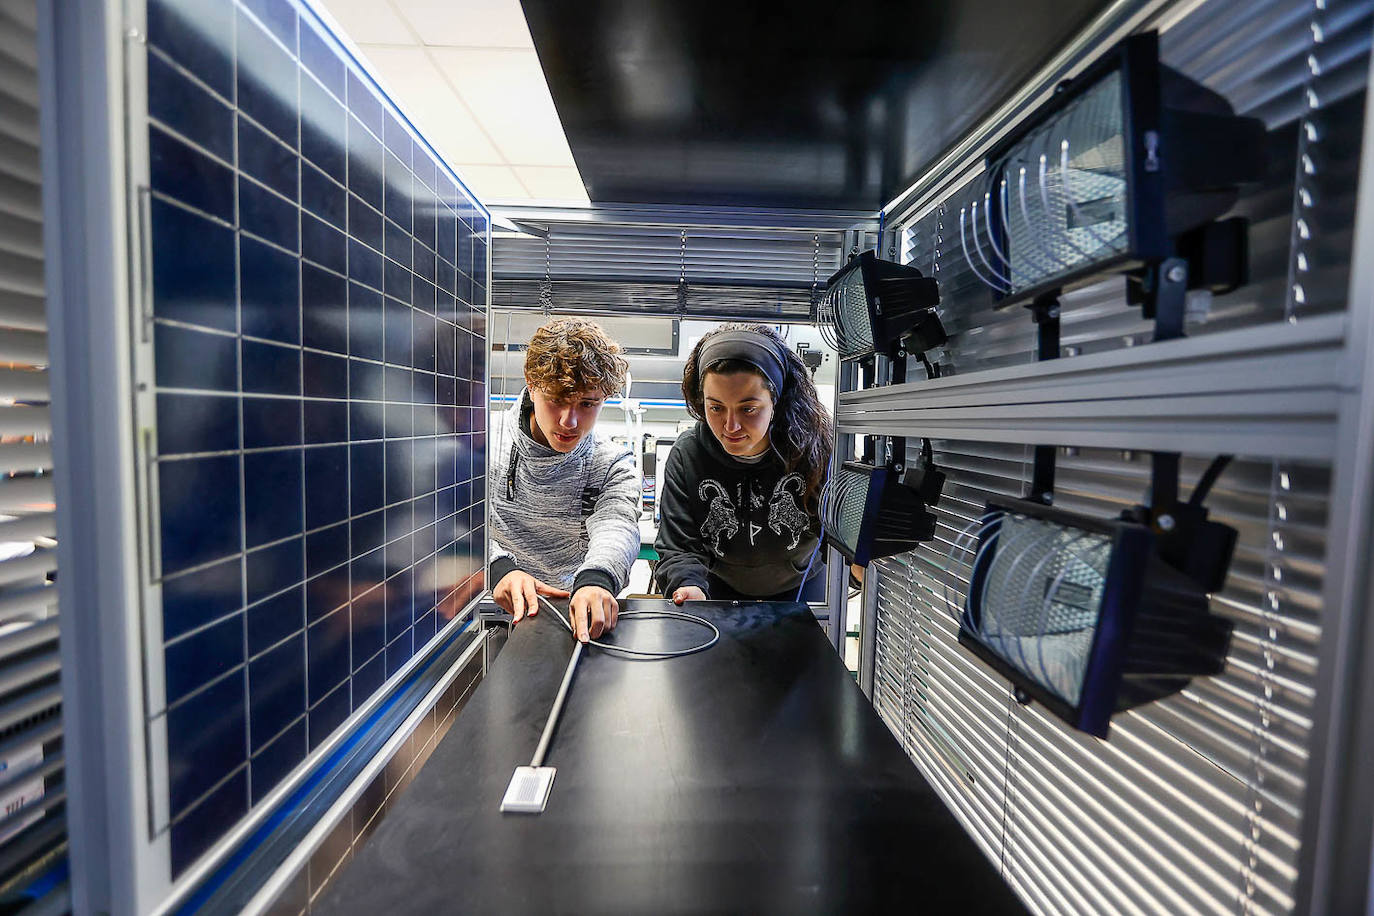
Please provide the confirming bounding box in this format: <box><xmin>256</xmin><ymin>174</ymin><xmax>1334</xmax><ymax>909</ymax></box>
<box><xmin>315</xmin><ymin>0</ymin><xmax>590</xmax><ymax>206</ymax></box>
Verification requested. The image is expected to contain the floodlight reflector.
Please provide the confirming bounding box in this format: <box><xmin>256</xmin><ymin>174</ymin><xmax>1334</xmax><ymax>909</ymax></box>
<box><xmin>969</xmin><ymin>31</ymin><xmax>1265</xmax><ymax>306</ymax></box>
<box><xmin>818</xmin><ymin>251</ymin><xmax>943</xmax><ymax>361</ymax></box>
<box><xmin>956</xmin><ymin>498</ymin><xmax>1233</xmax><ymax>737</ymax></box>
<box><xmin>822</xmin><ymin>460</ymin><xmax>941</xmax><ymax>566</ymax></box>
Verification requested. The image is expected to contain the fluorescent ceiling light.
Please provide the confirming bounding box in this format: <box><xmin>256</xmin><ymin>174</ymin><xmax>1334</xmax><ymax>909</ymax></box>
<box><xmin>393</xmin><ymin>0</ymin><xmax>534</xmax><ymax>48</ymax></box>
<box><xmin>319</xmin><ymin>0</ymin><xmax>412</xmax><ymax>44</ymax></box>
<box><xmin>355</xmin><ymin>46</ymin><xmax>503</xmax><ymax>164</ymax></box>
<box><xmin>428</xmin><ymin>48</ymin><xmax>576</xmax><ymax>167</ymax></box>
<box><xmin>512</xmin><ymin>166</ymin><xmax>589</xmax><ymax>201</ymax></box>
<box><xmin>314</xmin><ymin>0</ymin><xmax>590</xmax><ymax>205</ymax></box>
<box><xmin>454</xmin><ymin>165</ymin><xmax>533</xmax><ymax>201</ymax></box>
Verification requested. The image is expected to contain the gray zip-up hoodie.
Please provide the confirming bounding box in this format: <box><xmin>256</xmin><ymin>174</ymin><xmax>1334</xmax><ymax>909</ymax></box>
<box><xmin>487</xmin><ymin>390</ymin><xmax>640</xmax><ymax>595</ymax></box>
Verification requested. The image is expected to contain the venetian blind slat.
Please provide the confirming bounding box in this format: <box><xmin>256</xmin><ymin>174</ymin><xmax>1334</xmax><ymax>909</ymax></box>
<box><xmin>0</xmin><ymin>0</ymin><xmax>63</xmax><ymax>899</ymax></box>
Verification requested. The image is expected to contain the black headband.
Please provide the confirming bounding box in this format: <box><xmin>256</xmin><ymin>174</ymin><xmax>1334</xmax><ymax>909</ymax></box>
<box><xmin>697</xmin><ymin>330</ymin><xmax>789</xmax><ymax>394</ymax></box>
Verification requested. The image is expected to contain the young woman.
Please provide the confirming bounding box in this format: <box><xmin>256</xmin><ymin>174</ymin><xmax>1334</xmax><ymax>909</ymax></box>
<box><xmin>655</xmin><ymin>323</ymin><xmax>833</xmax><ymax>603</ymax></box>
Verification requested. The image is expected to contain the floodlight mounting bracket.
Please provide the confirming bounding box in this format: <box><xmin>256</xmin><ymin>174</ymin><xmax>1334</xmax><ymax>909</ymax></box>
<box><xmin>1024</xmin><ymin>290</ymin><xmax>1062</xmax><ymax>361</ymax></box>
<box><xmin>1023</xmin><ymin>290</ymin><xmax>1062</xmax><ymax>505</ymax></box>
<box><xmin>1119</xmin><ymin>450</ymin><xmax>1237</xmax><ymax>594</ymax></box>
<box><xmin>1135</xmin><ymin>256</ymin><xmax>1190</xmax><ymax>342</ymax></box>
<box><xmin>1127</xmin><ymin>217</ymin><xmax>1251</xmax><ymax>341</ymax></box>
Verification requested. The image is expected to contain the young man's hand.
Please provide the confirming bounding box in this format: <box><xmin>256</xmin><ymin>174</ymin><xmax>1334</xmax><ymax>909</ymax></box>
<box><xmin>671</xmin><ymin>586</ymin><xmax>707</xmax><ymax>604</ymax></box>
<box><xmin>493</xmin><ymin>570</ymin><xmax>570</xmax><ymax>623</ymax></box>
<box><xmin>569</xmin><ymin>586</ymin><xmax>619</xmax><ymax>643</ymax></box>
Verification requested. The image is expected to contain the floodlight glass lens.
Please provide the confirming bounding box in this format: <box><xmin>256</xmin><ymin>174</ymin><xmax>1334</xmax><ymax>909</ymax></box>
<box><xmin>831</xmin><ymin>468</ymin><xmax>871</xmax><ymax>553</ymax></box>
<box><xmin>1002</xmin><ymin>71</ymin><xmax>1128</xmax><ymax>293</ymax></box>
<box><xmin>833</xmin><ymin>267</ymin><xmax>873</xmax><ymax>358</ymax></box>
<box><xmin>978</xmin><ymin>513</ymin><xmax>1112</xmax><ymax>705</ymax></box>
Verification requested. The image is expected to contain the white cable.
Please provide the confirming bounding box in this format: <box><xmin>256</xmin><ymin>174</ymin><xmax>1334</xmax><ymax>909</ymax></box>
<box><xmin>536</xmin><ymin>594</ymin><xmax>720</xmax><ymax>659</ymax></box>
<box><xmin>530</xmin><ymin>641</ymin><xmax>582</xmax><ymax>768</ymax></box>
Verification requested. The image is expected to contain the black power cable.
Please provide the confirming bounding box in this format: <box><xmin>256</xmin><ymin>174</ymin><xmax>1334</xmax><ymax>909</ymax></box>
<box><xmin>1189</xmin><ymin>455</ymin><xmax>1234</xmax><ymax>507</ymax></box>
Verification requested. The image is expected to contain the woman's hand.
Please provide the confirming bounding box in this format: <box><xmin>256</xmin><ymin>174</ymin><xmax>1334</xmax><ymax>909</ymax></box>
<box><xmin>672</xmin><ymin>586</ymin><xmax>707</xmax><ymax>605</ymax></box>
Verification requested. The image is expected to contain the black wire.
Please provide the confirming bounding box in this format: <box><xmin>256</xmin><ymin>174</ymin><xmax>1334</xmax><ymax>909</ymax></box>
<box><xmin>1189</xmin><ymin>455</ymin><xmax>1234</xmax><ymax>506</ymax></box>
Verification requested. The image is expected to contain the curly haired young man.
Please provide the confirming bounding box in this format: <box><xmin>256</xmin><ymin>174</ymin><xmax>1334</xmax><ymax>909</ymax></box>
<box><xmin>488</xmin><ymin>317</ymin><xmax>639</xmax><ymax>642</ymax></box>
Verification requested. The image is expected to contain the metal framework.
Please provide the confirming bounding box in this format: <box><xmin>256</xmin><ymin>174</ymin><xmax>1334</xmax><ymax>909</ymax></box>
<box><xmin>42</xmin><ymin>0</ymin><xmax>1374</xmax><ymax>910</ymax></box>
<box><xmin>1295</xmin><ymin>45</ymin><xmax>1374</xmax><ymax>915</ymax></box>
<box><xmin>845</xmin><ymin>3</ymin><xmax>1374</xmax><ymax>913</ymax></box>
<box><xmin>837</xmin><ymin>314</ymin><xmax>1347</xmax><ymax>461</ymax></box>
<box><xmin>493</xmin><ymin>202</ymin><xmax>878</xmax><ymax>233</ymax></box>
<box><xmin>43</xmin><ymin>0</ymin><xmax>147</xmax><ymax>911</ymax></box>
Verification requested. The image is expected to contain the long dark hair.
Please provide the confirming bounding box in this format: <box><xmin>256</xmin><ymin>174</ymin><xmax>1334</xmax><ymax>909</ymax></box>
<box><xmin>682</xmin><ymin>323</ymin><xmax>833</xmax><ymax>512</ymax></box>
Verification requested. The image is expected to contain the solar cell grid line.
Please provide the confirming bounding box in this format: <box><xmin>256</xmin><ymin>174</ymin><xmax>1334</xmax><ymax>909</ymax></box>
<box><xmin>142</xmin><ymin>0</ymin><xmax>488</xmax><ymax>876</ymax></box>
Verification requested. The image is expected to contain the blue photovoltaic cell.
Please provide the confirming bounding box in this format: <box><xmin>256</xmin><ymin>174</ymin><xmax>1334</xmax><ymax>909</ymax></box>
<box><xmin>146</xmin><ymin>0</ymin><xmax>489</xmax><ymax>876</ymax></box>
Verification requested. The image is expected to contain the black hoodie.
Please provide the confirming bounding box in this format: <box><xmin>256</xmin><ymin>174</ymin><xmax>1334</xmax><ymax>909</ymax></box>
<box><xmin>654</xmin><ymin>421</ymin><xmax>821</xmax><ymax>599</ymax></box>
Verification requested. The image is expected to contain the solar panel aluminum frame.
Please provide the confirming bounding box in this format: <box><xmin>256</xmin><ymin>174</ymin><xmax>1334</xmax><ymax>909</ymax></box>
<box><xmin>823</xmin><ymin>250</ymin><xmax>942</xmax><ymax>361</ymax></box>
<box><xmin>957</xmin><ymin>498</ymin><xmax>1156</xmax><ymax>738</ymax></box>
<box><xmin>983</xmin><ymin>31</ymin><xmax>1168</xmax><ymax>309</ymax></box>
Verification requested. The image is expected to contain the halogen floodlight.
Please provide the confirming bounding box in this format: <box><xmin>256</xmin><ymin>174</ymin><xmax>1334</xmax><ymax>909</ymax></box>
<box><xmin>822</xmin><ymin>460</ymin><xmax>943</xmax><ymax>566</ymax></box>
<box><xmin>967</xmin><ymin>30</ymin><xmax>1265</xmax><ymax>308</ymax></box>
<box><xmin>819</xmin><ymin>250</ymin><xmax>944</xmax><ymax>361</ymax></box>
<box><xmin>956</xmin><ymin>498</ymin><xmax>1233</xmax><ymax>738</ymax></box>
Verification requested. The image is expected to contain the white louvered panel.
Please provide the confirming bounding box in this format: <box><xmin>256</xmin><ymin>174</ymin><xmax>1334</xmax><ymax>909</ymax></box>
<box><xmin>1005</xmin><ymin>731</ymin><xmax>1248</xmax><ymax>916</ymax></box>
<box><xmin>1112</xmin><ymin>690</ymin><xmax>1307</xmax><ymax>846</ymax></box>
<box><xmin>907</xmin><ymin>554</ymin><xmax>1303</xmax><ymax>872</ymax></box>
<box><xmin>908</xmin><ymin>644</ymin><xmax>1015</xmax><ymax>852</ymax></box>
<box><xmin>0</xmin><ymin>0</ymin><xmax>63</xmax><ymax>899</ymax></box>
<box><xmin>1007</xmin><ymin>714</ymin><xmax>1299</xmax><ymax>915</ymax></box>
<box><xmin>494</xmin><ymin>224</ymin><xmax>844</xmax><ymax>286</ymax></box>
<box><xmin>1003</xmin><ymin>763</ymin><xmax>1222</xmax><ymax>916</ymax></box>
<box><xmin>491</xmin><ymin>278</ymin><xmax>818</xmax><ymax>322</ymax></box>
<box><xmin>870</xmin><ymin>437</ymin><xmax>1327</xmax><ymax>915</ymax></box>
<box><xmin>876</xmin><ymin>555</ymin><xmax>1014</xmax><ymax>850</ymax></box>
<box><xmin>871</xmin><ymin>570</ymin><xmax>908</xmax><ymax>733</ymax></box>
<box><xmin>492</xmin><ymin>220</ymin><xmax>842</xmax><ymax>321</ymax></box>
<box><xmin>1002</xmin><ymin>711</ymin><xmax>1282</xmax><ymax>915</ymax></box>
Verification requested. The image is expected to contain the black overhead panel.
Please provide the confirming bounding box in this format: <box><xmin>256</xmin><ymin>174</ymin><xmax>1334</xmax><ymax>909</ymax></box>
<box><xmin>520</xmin><ymin>0</ymin><xmax>1113</xmax><ymax>211</ymax></box>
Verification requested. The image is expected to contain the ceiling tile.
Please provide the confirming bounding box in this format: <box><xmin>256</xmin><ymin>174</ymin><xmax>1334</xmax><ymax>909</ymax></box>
<box><xmin>352</xmin><ymin>46</ymin><xmax>504</xmax><ymax>165</ymax></box>
<box><xmin>511</xmin><ymin>166</ymin><xmax>589</xmax><ymax>203</ymax></box>
<box><xmin>429</xmin><ymin>48</ymin><xmax>575</xmax><ymax>168</ymax></box>
<box><xmin>392</xmin><ymin>0</ymin><xmax>534</xmax><ymax>48</ymax></box>
<box><xmin>455</xmin><ymin>165</ymin><xmax>531</xmax><ymax>201</ymax></box>
<box><xmin>315</xmin><ymin>0</ymin><xmax>415</xmax><ymax>46</ymax></box>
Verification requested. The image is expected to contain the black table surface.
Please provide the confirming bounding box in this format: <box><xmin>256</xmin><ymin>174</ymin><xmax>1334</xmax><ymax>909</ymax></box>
<box><xmin>315</xmin><ymin>600</ymin><xmax>1027</xmax><ymax>915</ymax></box>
